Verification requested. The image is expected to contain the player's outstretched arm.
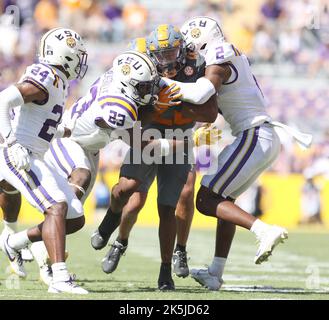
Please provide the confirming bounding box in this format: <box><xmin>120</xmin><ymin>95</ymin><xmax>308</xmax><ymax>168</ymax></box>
<box><xmin>162</xmin><ymin>64</ymin><xmax>231</xmax><ymax>105</ymax></box>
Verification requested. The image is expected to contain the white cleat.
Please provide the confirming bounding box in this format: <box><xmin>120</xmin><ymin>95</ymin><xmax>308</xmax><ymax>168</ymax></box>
<box><xmin>48</xmin><ymin>278</ymin><xmax>88</xmax><ymax>295</ymax></box>
<box><xmin>0</xmin><ymin>234</ymin><xmax>27</xmax><ymax>278</ymax></box>
<box><xmin>190</xmin><ymin>268</ymin><xmax>223</xmax><ymax>291</ymax></box>
<box><xmin>21</xmin><ymin>247</ymin><xmax>34</xmax><ymax>262</ymax></box>
<box><xmin>254</xmin><ymin>226</ymin><xmax>288</xmax><ymax>265</ymax></box>
<box><xmin>39</xmin><ymin>264</ymin><xmax>53</xmax><ymax>286</ymax></box>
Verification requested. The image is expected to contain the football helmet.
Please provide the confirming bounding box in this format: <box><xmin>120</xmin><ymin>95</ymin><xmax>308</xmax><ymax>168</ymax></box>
<box><xmin>127</xmin><ymin>37</ymin><xmax>148</xmax><ymax>54</ymax></box>
<box><xmin>147</xmin><ymin>24</ymin><xmax>186</xmax><ymax>77</ymax></box>
<box><xmin>38</xmin><ymin>28</ymin><xmax>88</xmax><ymax>80</ymax></box>
<box><xmin>180</xmin><ymin>16</ymin><xmax>224</xmax><ymax>55</ymax></box>
<box><xmin>112</xmin><ymin>51</ymin><xmax>160</xmax><ymax>106</ymax></box>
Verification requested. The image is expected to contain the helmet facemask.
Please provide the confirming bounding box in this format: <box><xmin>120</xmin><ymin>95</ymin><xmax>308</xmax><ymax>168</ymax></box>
<box><xmin>74</xmin><ymin>50</ymin><xmax>88</xmax><ymax>80</ymax></box>
<box><xmin>150</xmin><ymin>44</ymin><xmax>186</xmax><ymax>78</ymax></box>
<box><xmin>124</xmin><ymin>75</ymin><xmax>161</xmax><ymax>106</ymax></box>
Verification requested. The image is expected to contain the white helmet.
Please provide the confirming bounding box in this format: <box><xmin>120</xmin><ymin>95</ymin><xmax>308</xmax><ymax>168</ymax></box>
<box><xmin>180</xmin><ymin>16</ymin><xmax>224</xmax><ymax>55</ymax></box>
<box><xmin>38</xmin><ymin>28</ymin><xmax>88</xmax><ymax>80</ymax></box>
<box><xmin>112</xmin><ymin>51</ymin><xmax>160</xmax><ymax>106</ymax></box>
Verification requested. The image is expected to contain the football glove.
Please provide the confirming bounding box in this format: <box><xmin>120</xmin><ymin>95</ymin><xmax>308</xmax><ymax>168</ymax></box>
<box><xmin>8</xmin><ymin>140</ymin><xmax>31</xmax><ymax>171</ymax></box>
<box><xmin>193</xmin><ymin>123</ymin><xmax>222</xmax><ymax>147</ymax></box>
<box><xmin>156</xmin><ymin>83</ymin><xmax>182</xmax><ymax>109</ymax></box>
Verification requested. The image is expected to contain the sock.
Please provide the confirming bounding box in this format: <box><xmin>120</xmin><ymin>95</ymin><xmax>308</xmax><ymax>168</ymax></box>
<box><xmin>3</xmin><ymin>220</ymin><xmax>17</xmax><ymax>234</ymax></box>
<box><xmin>7</xmin><ymin>230</ymin><xmax>31</xmax><ymax>250</ymax></box>
<box><xmin>208</xmin><ymin>256</ymin><xmax>226</xmax><ymax>279</ymax></box>
<box><xmin>250</xmin><ymin>219</ymin><xmax>269</xmax><ymax>238</ymax></box>
<box><xmin>117</xmin><ymin>237</ymin><xmax>128</xmax><ymax>247</ymax></box>
<box><xmin>30</xmin><ymin>241</ymin><xmax>49</xmax><ymax>268</ymax></box>
<box><xmin>98</xmin><ymin>207</ymin><xmax>122</xmax><ymax>239</ymax></box>
<box><xmin>175</xmin><ymin>244</ymin><xmax>186</xmax><ymax>253</ymax></box>
<box><xmin>52</xmin><ymin>262</ymin><xmax>70</xmax><ymax>283</ymax></box>
<box><xmin>159</xmin><ymin>262</ymin><xmax>172</xmax><ymax>281</ymax></box>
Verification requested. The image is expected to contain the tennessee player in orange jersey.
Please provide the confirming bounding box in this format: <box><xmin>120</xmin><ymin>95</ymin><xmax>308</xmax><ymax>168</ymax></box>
<box><xmin>91</xmin><ymin>26</ymin><xmax>219</xmax><ymax>290</ymax></box>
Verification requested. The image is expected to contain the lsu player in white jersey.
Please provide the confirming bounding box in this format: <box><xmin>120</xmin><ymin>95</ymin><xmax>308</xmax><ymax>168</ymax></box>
<box><xmin>26</xmin><ymin>50</ymin><xmax>162</xmax><ymax>284</ymax></box>
<box><xmin>0</xmin><ymin>28</ymin><xmax>89</xmax><ymax>294</ymax></box>
<box><xmin>45</xmin><ymin>50</ymin><xmax>160</xmax><ymax>205</ymax></box>
<box><xmin>164</xmin><ymin>16</ymin><xmax>312</xmax><ymax>290</ymax></box>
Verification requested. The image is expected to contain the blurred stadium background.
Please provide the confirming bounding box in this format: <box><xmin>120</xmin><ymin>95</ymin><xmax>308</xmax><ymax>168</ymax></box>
<box><xmin>1</xmin><ymin>0</ymin><xmax>329</xmax><ymax>228</ymax></box>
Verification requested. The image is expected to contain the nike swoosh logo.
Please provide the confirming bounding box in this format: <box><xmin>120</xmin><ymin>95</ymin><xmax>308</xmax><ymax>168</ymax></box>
<box><xmin>4</xmin><ymin>244</ymin><xmax>15</xmax><ymax>262</ymax></box>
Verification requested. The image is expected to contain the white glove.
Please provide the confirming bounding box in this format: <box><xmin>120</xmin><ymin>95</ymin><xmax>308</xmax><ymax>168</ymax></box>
<box><xmin>8</xmin><ymin>141</ymin><xmax>31</xmax><ymax>171</ymax></box>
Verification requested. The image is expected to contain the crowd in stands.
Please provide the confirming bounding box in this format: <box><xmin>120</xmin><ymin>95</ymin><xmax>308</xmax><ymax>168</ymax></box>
<box><xmin>0</xmin><ymin>0</ymin><xmax>328</xmax><ymax>176</ymax></box>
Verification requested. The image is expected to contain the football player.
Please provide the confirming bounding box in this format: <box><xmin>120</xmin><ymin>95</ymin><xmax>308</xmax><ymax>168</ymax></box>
<box><xmin>91</xmin><ymin>25</ymin><xmax>219</xmax><ymax>290</ymax></box>
<box><xmin>0</xmin><ymin>28</ymin><xmax>89</xmax><ymax>294</ymax></box>
<box><xmin>28</xmin><ymin>50</ymin><xmax>163</xmax><ymax>285</ymax></box>
<box><xmin>163</xmin><ymin>16</ymin><xmax>311</xmax><ymax>290</ymax></box>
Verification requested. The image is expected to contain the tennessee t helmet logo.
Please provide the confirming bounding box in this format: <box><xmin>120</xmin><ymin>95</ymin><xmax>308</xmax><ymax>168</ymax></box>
<box><xmin>191</xmin><ymin>28</ymin><xmax>201</xmax><ymax>38</ymax></box>
<box><xmin>121</xmin><ymin>64</ymin><xmax>131</xmax><ymax>75</ymax></box>
<box><xmin>66</xmin><ymin>37</ymin><xmax>77</xmax><ymax>48</ymax></box>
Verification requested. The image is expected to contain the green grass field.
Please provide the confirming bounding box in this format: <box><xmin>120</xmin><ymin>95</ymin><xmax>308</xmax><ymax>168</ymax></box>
<box><xmin>0</xmin><ymin>225</ymin><xmax>328</xmax><ymax>300</ymax></box>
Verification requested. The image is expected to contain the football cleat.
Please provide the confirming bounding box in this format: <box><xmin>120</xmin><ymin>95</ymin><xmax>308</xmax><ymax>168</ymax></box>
<box><xmin>0</xmin><ymin>234</ymin><xmax>27</xmax><ymax>278</ymax></box>
<box><xmin>91</xmin><ymin>229</ymin><xmax>110</xmax><ymax>250</ymax></box>
<box><xmin>190</xmin><ymin>268</ymin><xmax>223</xmax><ymax>291</ymax></box>
<box><xmin>48</xmin><ymin>277</ymin><xmax>88</xmax><ymax>295</ymax></box>
<box><xmin>39</xmin><ymin>264</ymin><xmax>53</xmax><ymax>286</ymax></box>
<box><xmin>172</xmin><ymin>251</ymin><xmax>189</xmax><ymax>278</ymax></box>
<box><xmin>21</xmin><ymin>247</ymin><xmax>34</xmax><ymax>262</ymax></box>
<box><xmin>158</xmin><ymin>278</ymin><xmax>175</xmax><ymax>291</ymax></box>
<box><xmin>254</xmin><ymin>226</ymin><xmax>288</xmax><ymax>265</ymax></box>
<box><xmin>101</xmin><ymin>241</ymin><xmax>127</xmax><ymax>274</ymax></box>
<box><xmin>158</xmin><ymin>263</ymin><xmax>175</xmax><ymax>291</ymax></box>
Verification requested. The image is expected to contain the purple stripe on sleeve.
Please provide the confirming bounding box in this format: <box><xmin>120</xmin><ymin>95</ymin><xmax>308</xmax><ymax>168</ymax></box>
<box><xmin>98</xmin><ymin>95</ymin><xmax>138</xmax><ymax>115</ymax></box>
<box><xmin>209</xmin><ymin>130</ymin><xmax>248</xmax><ymax>190</ymax></box>
<box><xmin>4</xmin><ymin>148</ymin><xmax>46</xmax><ymax>212</ymax></box>
<box><xmin>27</xmin><ymin>169</ymin><xmax>57</xmax><ymax>206</ymax></box>
<box><xmin>217</xmin><ymin>127</ymin><xmax>259</xmax><ymax>196</ymax></box>
<box><xmin>56</xmin><ymin>139</ymin><xmax>76</xmax><ymax>171</ymax></box>
<box><xmin>23</xmin><ymin>78</ymin><xmax>49</xmax><ymax>105</ymax></box>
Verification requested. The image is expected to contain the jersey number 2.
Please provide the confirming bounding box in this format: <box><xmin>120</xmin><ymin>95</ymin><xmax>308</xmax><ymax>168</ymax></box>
<box><xmin>38</xmin><ymin>104</ymin><xmax>63</xmax><ymax>142</ymax></box>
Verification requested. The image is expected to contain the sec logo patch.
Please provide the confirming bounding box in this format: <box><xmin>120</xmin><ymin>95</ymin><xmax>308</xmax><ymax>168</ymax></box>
<box><xmin>184</xmin><ymin>66</ymin><xmax>194</xmax><ymax>76</ymax></box>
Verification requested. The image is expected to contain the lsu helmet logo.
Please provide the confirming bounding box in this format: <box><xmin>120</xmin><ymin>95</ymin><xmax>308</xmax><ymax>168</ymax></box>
<box><xmin>66</xmin><ymin>37</ymin><xmax>77</xmax><ymax>48</ymax></box>
<box><xmin>121</xmin><ymin>64</ymin><xmax>131</xmax><ymax>75</ymax></box>
<box><xmin>191</xmin><ymin>28</ymin><xmax>201</xmax><ymax>39</ymax></box>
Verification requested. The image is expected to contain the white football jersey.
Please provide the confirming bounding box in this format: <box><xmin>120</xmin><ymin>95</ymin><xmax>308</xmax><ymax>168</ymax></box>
<box><xmin>12</xmin><ymin>63</ymin><xmax>68</xmax><ymax>156</ymax></box>
<box><xmin>65</xmin><ymin>69</ymin><xmax>138</xmax><ymax>152</ymax></box>
<box><xmin>204</xmin><ymin>41</ymin><xmax>271</xmax><ymax>136</ymax></box>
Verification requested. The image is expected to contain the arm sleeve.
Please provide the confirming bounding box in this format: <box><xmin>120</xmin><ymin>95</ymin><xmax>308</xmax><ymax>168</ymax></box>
<box><xmin>0</xmin><ymin>85</ymin><xmax>24</xmax><ymax>141</ymax></box>
<box><xmin>162</xmin><ymin>77</ymin><xmax>216</xmax><ymax>105</ymax></box>
<box><xmin>71</xmin><ymin>129</ymin><xmax>111</xmax><ymax>151</ymax></box>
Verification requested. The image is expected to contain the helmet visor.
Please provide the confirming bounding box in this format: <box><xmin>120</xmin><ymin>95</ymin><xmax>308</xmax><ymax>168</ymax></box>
<box><xmin>152</xmin><ymin>47</ymin><xmax>181</xmax><ymax>68</ymax></box>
